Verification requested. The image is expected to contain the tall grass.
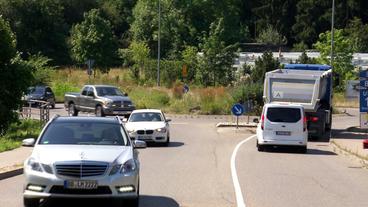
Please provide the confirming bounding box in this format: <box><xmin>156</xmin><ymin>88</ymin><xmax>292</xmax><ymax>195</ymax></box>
<box><xmin>333</xmin><ymin>92</ymin><xmax>359</xmax><ymax>108</ymax></box>
<box><xmin>47</xmin><ymin>68</ymin><xmax>246</xmax><ymax>114</ymax></box>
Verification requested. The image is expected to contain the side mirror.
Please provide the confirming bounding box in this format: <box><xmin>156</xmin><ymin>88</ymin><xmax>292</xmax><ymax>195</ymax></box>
<box><xmin>124</xmin><ymin>92</ymin><xmax>128</xmax><ymax>96</ymax></box>
<box><xmin>253</xmin><ymin>118</ymin><xmax>259</xmax><ymax>123</ymax></box>
<box><xmin>166</xmin><ymin>119</ymin><xmax>172</xmax><ymax>122</ymax></box>
<box><xmin>133</xmin><ymin>140</ymin><xmax>146</xmax><ymax>149</ymax></box>
<box><xmin>46</xmin><ymin>92</ymin><xmax>53</xmax><ymax>96</ymax></box>
<box><xmin>22</xmin><ymin>138</ymin><xmax>36</xmax><ymax>147</ymax></box>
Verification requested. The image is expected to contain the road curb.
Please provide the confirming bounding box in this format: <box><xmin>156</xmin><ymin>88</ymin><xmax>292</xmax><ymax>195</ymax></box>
<box><xmin>330</xmin><ymin>140</ymin><xmax>368</xmax><ymax>168</ymax></box>
<box><xmin>0</xmin><ymin>167</ymin><xmax>23</xmax><ymax>180</ymax></box>
<box><xmin>216</xmin><ymin>122</ymin><xmax>257</xmax><ymax>128</ymax></box>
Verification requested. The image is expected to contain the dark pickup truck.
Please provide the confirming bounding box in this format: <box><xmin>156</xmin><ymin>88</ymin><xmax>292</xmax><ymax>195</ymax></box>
<box><xmin>64</xmin><ymin>85</ymin><xmax>135</xmax><ymax>117</ymax></box>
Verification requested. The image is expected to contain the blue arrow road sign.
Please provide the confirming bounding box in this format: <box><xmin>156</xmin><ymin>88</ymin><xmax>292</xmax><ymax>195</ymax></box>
<box><xmin>231</xmin><ymin>103</ymin><xmax>244</xmax><ymax>116</ymax></box>
<box><xmin>360</xmin><ymin>79</ymin><xmax>368</xmax><ymax>112</ymax></box>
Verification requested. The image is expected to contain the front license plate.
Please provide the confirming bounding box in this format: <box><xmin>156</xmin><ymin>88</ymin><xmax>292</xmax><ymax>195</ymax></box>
<box><xmin>138</xmin><ymin>135</ymin><xmax>152</xmax><ymax>140</ymax></box>
<box><xmin>116</xmin><ymin>111</ymin><xmax>129</xmax><ymax>115</ymax></box>
<box><xmin>276</xmin><ymin>131</ymin><xmax>291</xmax><ymax>136</ymax></box>
<box><xmin>64</xmin><ymin>180</ymin><xmax>98</xmax><ymax>189</ymax></box>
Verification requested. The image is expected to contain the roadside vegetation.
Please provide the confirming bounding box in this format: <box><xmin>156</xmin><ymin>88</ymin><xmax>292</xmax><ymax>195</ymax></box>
<box><xmin>0</xmin><ymin>120</ymin><xmax>43</xmax><ymax>153</ymax></box>
<box><xmin>0</xmin><ymin>1</ymin><xmax>364</xmax><ymax>143</ymax></box>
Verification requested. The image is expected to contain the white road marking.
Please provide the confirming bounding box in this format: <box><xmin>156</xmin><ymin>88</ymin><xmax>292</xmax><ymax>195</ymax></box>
<box><xmin>231</xmin><ymin>134</ymin><xmax>256</xmax><ymax>207</ymax></box>
<box><xmin>171</xmin><ymin>123</ymin><xmax>188</xmax><ymax>125</ymax></box>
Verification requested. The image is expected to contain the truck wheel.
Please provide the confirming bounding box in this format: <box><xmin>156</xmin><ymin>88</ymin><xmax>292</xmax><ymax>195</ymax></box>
<box><xmin>24</xmin><ymin>198</ymin><xmax>39</xmax><ymax>207</ymax></box>
<box><xmin>68</xmin><ymin>103</ymin><xmax>78</xmax><ymax>116</ymax></box>
<box><xmin>95</xmin><ymin>106</ymin><xmax>105</xmax><ymax>117</ymax></box>
<box><xmin>326</xmin><ymin>108</ymin><xmax>332</xmax><ymax>130</ymax></box>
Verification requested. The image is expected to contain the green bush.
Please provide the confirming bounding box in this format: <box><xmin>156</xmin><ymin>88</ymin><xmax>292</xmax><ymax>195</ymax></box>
<box><xmin>52</xmin><ymin>82</ymin><xmax>80</xmax><ymax>102</ymax></box>
<box><xmin>129</xmin><ymin>88</ymin><xmax>170</xmax><ymax>109</ymax></box>
<box><xmin>0</xmin><ymin>119</ymin><xmax>43</xmax><ymax>152</ymax></box>
<box><xmin>231</xmin><ymin>83</ymin><xmax>263</xmax><ymax>114</ymax></box>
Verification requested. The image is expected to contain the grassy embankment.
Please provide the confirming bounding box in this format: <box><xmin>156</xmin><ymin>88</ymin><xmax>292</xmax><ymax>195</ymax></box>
<box><xmin>0</xmin><ymin>120</ymin><xmax>43</xmax><ymax>153</ymax></box>
<box><xmin>50</xmin><ymin>68</ymin><xmax>235</xmax><ymax>115</ymax></box>
<box><xmin>50</xmin><ymin>67</ymin><xmax>358</xmax><ymax>113</ymax></box>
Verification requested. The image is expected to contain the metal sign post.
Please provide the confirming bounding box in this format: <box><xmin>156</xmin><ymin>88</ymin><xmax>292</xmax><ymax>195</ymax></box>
<box><xmin>231</xmin><ymin>103</ymin><xmax>245</xmax><ymax>129</ymax></box>
<box><xmin>86</xmin><ymin>59</ymin><xmax>95</xmax><ymax>83</ymax></box>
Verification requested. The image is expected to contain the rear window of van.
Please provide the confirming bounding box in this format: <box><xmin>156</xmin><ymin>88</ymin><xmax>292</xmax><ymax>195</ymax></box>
<box><xmin>266</xmin><ymin>107</ymin><xmax>301</xmax><ymax>123</ymax></box>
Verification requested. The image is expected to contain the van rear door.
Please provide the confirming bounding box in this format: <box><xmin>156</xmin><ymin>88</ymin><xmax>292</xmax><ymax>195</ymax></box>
<box><xmin>263</xmin><ymin>107</ymin><xmax>304</xmax><ymax>141</ymax></box>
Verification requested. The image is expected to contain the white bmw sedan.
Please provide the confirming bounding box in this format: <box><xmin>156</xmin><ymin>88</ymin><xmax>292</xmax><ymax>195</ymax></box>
<box><xmin>22</xmin><ymin>116</ymin><xmax>146</xmax><ymax>207</ymax></box>
<box><xmin>125</xmin><ymin>109</ymin><xmax>171</xmax><ymax>146</ymax></box>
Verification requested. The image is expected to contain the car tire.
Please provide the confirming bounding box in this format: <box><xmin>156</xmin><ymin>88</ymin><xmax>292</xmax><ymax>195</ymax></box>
<box><xmin>257</xmin><ymin>141</ymin><xmax>264</xmax><ymax>151</ymax></box>
<box><xmin>23</xmin><ymin>197</ymin><xmax>39</xmax><ymax>207</ymax></box>
<box><xmin>299</xmin><ymin>146</ymin><xmax>307</xmax><ymax>154</ymax></box>
<box><xmin>68</xmin><ymin>103</ymin><xmax>78</xmax><ymax>116</ymax></box>
<box><xmin>165</xmin><ymin>135</ymin><xmax>170</xmax><ymax>147</ymax></box>
<box><xmin>95</xmin><ymin>105</ymin><xmax>105</xmax><ymax>117</ymax></box>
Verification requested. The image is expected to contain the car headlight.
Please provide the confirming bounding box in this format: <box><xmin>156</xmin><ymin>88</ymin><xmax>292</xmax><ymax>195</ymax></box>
<box><xmin>40</xmin><ymin>96</ymin><xmax>44</xmax><ymax>99</ymax></box>
<box><xmin>127</xmin><ymin>129</ymin><xmax>136</xmax><ymax>133</ymax></box>
<box><xmin>27</xmin><ymin>158</ymin><xmax>43</xmax><ymax>172</ymax></box>
<box><xmin>109</xmin><ymin>164</ymin><xmax>122</xmax><ymax>176</ymax></box>
<box><xmin>102</xmin><ymin>100</ymin><xmax>113</xmax><ymax>106</ymax></box>
<box><xmin>156</xmin><ymin>127</ymin><xmax>167</xmax><ymax>133</ymax></box>
<box><xmin>121</xmin><ymin>159</ymin><xmax>136</xmax><ymax>174</ymax></box>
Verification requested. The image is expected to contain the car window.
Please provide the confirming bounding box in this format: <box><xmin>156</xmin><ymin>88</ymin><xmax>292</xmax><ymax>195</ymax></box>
<box><xmin>266</xmin><ymin>107</ymin><xmax>301</xmax><ymax>123</ymax></box>
<box><xmin>129</xmin><ymin>112</ymin><xmax>163</xmax><ymax>122</ymax></box>
<box><xmin>96</xmin><ymin>87</ymin><xmax>124</xmax><ymax>96</ymax></box>
<box><xmin>81</xmin><ymin>87</ymin><xmax>89</xmax><ymax>96</ymax></box>
<box><xmin>39</xmin><ymin>122</ymin><xmax>128</xmax><ymax>146</ymax></box>
<box><xmin>28</xmin><ymin>87</ymin><xmax>45</xmax><ymax>95</ymax></box>
<box><xmin>87</xmin><ymin>87</ymin><xmax>95</xmax><ymax>97</ymax></box>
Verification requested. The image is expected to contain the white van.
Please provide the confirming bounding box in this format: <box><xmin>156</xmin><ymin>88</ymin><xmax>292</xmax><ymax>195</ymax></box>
<box><xmin>256</xmin><ymin>103</ymin><xmax>308</xmax><ymax>153</ymax></box>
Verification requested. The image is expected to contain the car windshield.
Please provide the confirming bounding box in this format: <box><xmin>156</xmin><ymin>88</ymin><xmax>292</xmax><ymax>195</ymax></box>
<box><xmin>96</xmin><ymin>87</ymin><xmax>124</xmax><ymax>96</ymax></box>
<box><xmin>39</xmin><ymin>122</ymin><xmax>128</xmax><ymax>146</ymax></box>
<box><xmin>129</xmin><ymin>112</ymin><xmax>163</xmax><ymax>122</ymax></box>
<box><xmin>266</xmin><ymin>107</ymin><xmax>301</xmax><ymax>123</ymax></box>
<box><xmin>28</xmin><ymin>87</ymin><xmax>45</xmax><ymax>95</ymax></box>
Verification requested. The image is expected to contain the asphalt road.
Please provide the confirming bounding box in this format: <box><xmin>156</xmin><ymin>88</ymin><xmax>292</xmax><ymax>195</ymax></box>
<box><xmin>2</xmin><ymin>105</ymin><xmax>368</xmax><ymax>207</ymax></box>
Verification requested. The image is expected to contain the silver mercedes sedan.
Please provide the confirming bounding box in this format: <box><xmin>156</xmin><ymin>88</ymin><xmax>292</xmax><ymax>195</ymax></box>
<box><xmin>22</xmin><ymin>116</ymin><xmax>146</xmax><ymax>207</ymax></box>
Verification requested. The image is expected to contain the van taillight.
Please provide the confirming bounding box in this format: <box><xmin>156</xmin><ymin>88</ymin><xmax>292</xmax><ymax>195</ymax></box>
<box><xmin>303</xmin><ymin>116</ymin><xmax>307</xmax><ymax>132</ymax></box>
<box><xmin>310</xmin><ymin>117</ymin><xmax>319</xmax><ymax>122</ymax></box>
<box><xmin>261</xmin><ymin>114</ymin><xmax>265</xmax><ymax>130</ymax></box>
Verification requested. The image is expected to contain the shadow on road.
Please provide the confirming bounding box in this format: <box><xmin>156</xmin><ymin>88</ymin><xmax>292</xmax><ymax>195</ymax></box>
<box><xmin>140</xmin><ymin>195</ymin><xmax>179</xmax><ymax>207</ymax></box>
<box><xmin>331</xmin><ymin>128</ymin><xmax>368</xmax><ymax>140</ymax></box>
<box><xmin>40</xmin><ymin>195</ymin><xmax>179</xmax><ymax>207</ymax></box>
<box><xmin>147</xmin><ymin>141</ymin><xmax>184</xmax><ymax>148</ymax></box>
<box><xmin>264</xmin><ymin>146</ymin><xmax>337</xmax><ymax>155</ymax></box>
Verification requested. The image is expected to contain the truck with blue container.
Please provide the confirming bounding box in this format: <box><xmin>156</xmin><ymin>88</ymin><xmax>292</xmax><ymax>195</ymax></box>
<box><xmin>263</xmin><ymin>64</ymin><xmax>333</xmax><ymax>138</ymax></box>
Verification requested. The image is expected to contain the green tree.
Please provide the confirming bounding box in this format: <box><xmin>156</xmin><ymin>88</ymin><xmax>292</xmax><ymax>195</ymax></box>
<box><xmin>344</xmin><ymin>17</ymin><xmax>368</xmax><ymax>52</ymax></box>
<box><xmin>314</xmin><ymin>29</ymin><xmax>354</xmax><ymax>90</ymax></box>
<box><xmin>256</xmin><ymin>25</ymin><xmax>287</xmax><ymax>45</ymax></box>
<box><xmin>130</xmin><ymin>0</ymin><xmax>187</xmax><ymax>59</ymax></box>
<box><xmin>119</xmin><ymin>41</ymin><xmax>150</xmax><ymax>80</ymax></box>
<box><xmin>181</xmin><ymin>46</ymin><xmax>199</xmax><ymax>82</ymax></box>
<box><xmin>292</xmin><ymin>0</ymin><xmax>331</xmax><ymax>48</ymax></box>
<box><xmin>0</xmin><ymin>17</ymin><xmax>33</xmax><ymax>133</ymax></box>
<box><xmin>197</xmin><ymin>18</ymin><xmax>238</xmax><ymax>86</ymax></box>
<box><xmin>70</xmin><ymin>9</ymin><xmax>119</xmax><ymax>73</ymax></box>
<box><xmin>251</xmin><ymin>51</ymin><xmax>280</xmax><ymax>83</ymax></box>
<box><xmin>297</xmin><ymin>51</ymin><xmax>317</xmax><ymax>64</ymax></box>
<box><xmin>0</xmin><ymin>0</ymin><xmax>69</xmax><ymax>65</ymax></box>
<box><xmin>100</xmin><ymin>0</ymin><xmax>136</xmax><ymax>42</ymax></box>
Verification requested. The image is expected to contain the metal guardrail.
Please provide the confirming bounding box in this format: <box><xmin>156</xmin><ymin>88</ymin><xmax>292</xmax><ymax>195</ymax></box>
<box><xmin>20</xmin><ymin>100</ymin><xmax>50</xmax><ymax>123</ymax></box>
